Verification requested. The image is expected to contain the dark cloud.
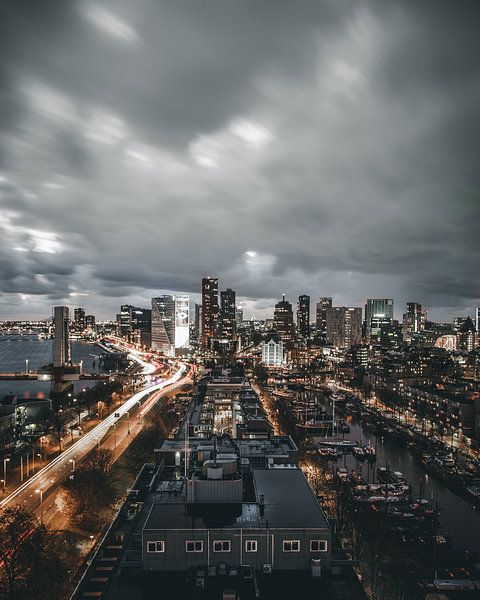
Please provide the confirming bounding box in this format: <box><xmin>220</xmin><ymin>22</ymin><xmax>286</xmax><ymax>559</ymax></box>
<box><xmin>0</xmin><ymin>0</ymin><xmax>478</xmax><ymax>320</ymax></box>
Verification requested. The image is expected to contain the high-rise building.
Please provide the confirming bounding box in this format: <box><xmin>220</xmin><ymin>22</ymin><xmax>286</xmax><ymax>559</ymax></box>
<box><xmin>219</xmin><ymin>289</ymin><xmax>236</xmax><ymax>346</ymax></box>
<box><xmin>201</xmin><ymin>277</ymin><xmax>219</xmax><ymax>349</ymax></box>
<box><xmin>315</xmin><ymin>297</ymin><xmax>332</xmax><ymax>337</ymax></box>
<box><xmin>174</xmin><ymin>295</ymin><xmax>190</xmax><ymax>349</ymax></box>
<box><xmin>53</xmin><ymin>306</ymin><xmax>70</xmax><ymax>367</ymax></box>
<box><xmin>151</xmin><ymin>296</ymin><xmax>175</xmax><ymax>355</ymax></box>
<box><xmin>262</xmin><ymin>334</ymin><xmax>284</xmax><ymax>367</ymax></box>
<box><xmin>403</xmin><ymin>302</ymin><xmax>426</xmax><ymax>342</ymax></box>
<box><xmin>365</xmin><ymin>298</ymin><xmax>394</xmax><ymax>339</ymax></box>
<box><xmin>85</xmin><ymin>314</ymin><xmax>96</xmax><ymax>332</ymax></box>
<box><xmin>297</xmin><ymin>295</ymin><xmax>310</xmax><ymax>339</ymax></box>
<box><xmin>274</xmin><ymin>296</ymin><xmax>294</xmax><ymax>347</ymax></box>
<box><xmin>132</xmin><ymin>308</ymin><xmax>152</xmax><ymax>348</ymax></box>
<box><xmin>194</xmin><ymin>304</ymin><xmax>202</xmax><ymax>340</ymax></box>
<box><xmin>119</xmin><ymin>304</ymin><xmax>134</xmax><ymax>338</ymax></box>
<box><xmin>456</xmin><ymin>317</ymin><xmax>476</xmax><ymax>352</ymax></box>
<box><xmin>236</xmin><ymin>306</ymin><xmax>244</xmax><ymax>325</ymax></box>
<box><xmin>326</xmin><ymin>307</ymin><xmax>362</xmax><ymax>349</ymax></box>
<box><xmin>73</xmin><ymin>307</ymin><xmax>86</xmax><ymax>332</ymax></box>
<box><xmin>476</xmin><ymin>307</ymin><xmax>480</xmax><ymax>333</ymax></box>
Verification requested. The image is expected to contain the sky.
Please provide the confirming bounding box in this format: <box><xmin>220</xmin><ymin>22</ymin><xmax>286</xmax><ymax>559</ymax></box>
<box><xmin>0</xmin><ymin>0</ymin><xmax>478</xmax><ymax>322</ymax></box>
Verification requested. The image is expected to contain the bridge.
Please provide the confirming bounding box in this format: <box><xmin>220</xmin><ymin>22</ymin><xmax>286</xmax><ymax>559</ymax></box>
<box><xmin>0</xmin><ymin>372</ymin><xmax>111</xmax><ymax>381</ymax></box>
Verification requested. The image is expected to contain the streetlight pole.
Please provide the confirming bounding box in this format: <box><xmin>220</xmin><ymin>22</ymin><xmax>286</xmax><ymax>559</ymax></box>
<box><xmin>3</xmin><ymin>458</ymin><xmax>10</xmax><ymax>489</ymax></box>
<box><xmin>25</xmin><ymin>358</ymin><xmax>29</xmax><ymax>374</ymax></box>
<box><xmin>36</xmin><ymin>489</ymin><xmax>44</xmax><ymax>524</ymax></box>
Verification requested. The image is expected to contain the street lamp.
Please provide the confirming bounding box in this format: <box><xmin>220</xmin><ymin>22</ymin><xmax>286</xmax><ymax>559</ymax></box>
<box><xmin>3</xmin><ymin>458</ymin><xmax>10</xmax><ymax>489</ymax></box>
<box><xmin>35</xmin><ymin>489</ymin><xmax>44</xmax><ymax>524</ymax></box>
<box><xmin>25</xmin><ymin>358</ymin><xmax>29</xmax><ymax>374</ymax></box>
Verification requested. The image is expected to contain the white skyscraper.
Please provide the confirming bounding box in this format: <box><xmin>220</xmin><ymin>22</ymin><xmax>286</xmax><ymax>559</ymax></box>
<box><xmin>175</xmin><ymin>295</ymin><xmax>190</xmax><ymax>349</ymax></box>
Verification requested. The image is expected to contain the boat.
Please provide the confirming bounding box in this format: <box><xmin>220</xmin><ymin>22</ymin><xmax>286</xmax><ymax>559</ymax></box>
<box><xmin>363</xmin><ymin>445</ymin><xmax>377</xmax><ymax>461</ymax></box>
<box><xmin>317</xmin><ymin>439</ymin><xmax>355</xmax><ymax>449</ymax></box>
<box><xmin>352</xmin><ymin>446</ymin><xmax>365</xmax><ymax>459</ymax></box>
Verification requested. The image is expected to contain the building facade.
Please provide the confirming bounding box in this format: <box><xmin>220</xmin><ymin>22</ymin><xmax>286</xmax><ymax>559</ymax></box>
<box><xmin>201</xmin><ymin>277</ymin><xmax>219</xmax><ymax>349</ymax></box>
<box><xmin>297</xmin><ymin>295</ymin><xmax>310</xmax><ymax>339</ymax></box>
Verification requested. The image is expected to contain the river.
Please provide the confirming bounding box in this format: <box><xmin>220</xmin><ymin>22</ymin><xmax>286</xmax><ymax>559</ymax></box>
<box><xmin>0</xmin><ymin>334</ymin><xmax>108</xmax><ymax>398</ymax></box>
<box><xmin>307</xmin><ymin>390</ymin><xmax>480</xmax><ymax>554</ymax></box>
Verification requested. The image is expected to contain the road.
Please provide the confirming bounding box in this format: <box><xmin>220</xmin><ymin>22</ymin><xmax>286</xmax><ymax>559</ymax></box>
<box><xmin>0</xmin><ymin>362</ymin><xmax>189</xmax><ymax>517</ymax></box>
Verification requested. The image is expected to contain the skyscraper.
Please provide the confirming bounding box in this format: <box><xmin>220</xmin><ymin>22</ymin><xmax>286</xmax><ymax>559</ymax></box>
<box><xmin>297</xmin><ymin>295</ymin><xmax>310</xmax><ymax>339</ymax></box>
<box><xmin>119</xmin><ymin>304</ymin><xmax>134</xmax><ymax>338</ymax></box>
<box><xmin>365</xmin><ymin>298</ymin><xmax>394</xmax><ymax>339</ymax></box>
<box><xmin>151</xmin><ymin>296</ymin><xmax>175</xmax><ymax>355</ymax></box>
<box><xmin>403</xmin><ymin>302</ymin><xmax>426</xmax><ymax>342</ymax></box>
<box><xmin>53</xmin><ymin>306</ymin><xmax>70</xmax><ymax>367</ymax></box>
<box><xmin>315</xmin><ymin>297</ymin><xmax>332</xmax><ymax>337</ymax></box>
<box><xmin>194</xmin><ymin>303</ymin><xmax>202</xmax><ymax>340</ymax></box>
<box><xmin>274</xmin><ymin>295</ymin><xmax>294</xmax><ymax>347</ymax></box>
<box><xmin>73</xmin><ymin>307</ymin><xmax>86</xmax><ymax>332</ymax></box>
<box><xmin>325</xmin><ymin>307</ymin><xmax>362</xmax><ymax>349</ymax></box>
<box><xmin>174</xmin><ymin>295</ymin><xmax>190</xmax><ymax>349</ymax></box>
<box><xmin>131</xmin><ymin>307</ymin><xmax>152</xmax><ymax>348</ymax></box>
<box><xmin>219</xmin><ymin>289</ymin><xmax>236</xmax><ymax>345</ymax></box>
<box><xmin>476</xmin><ymin>307</ymin><xmax>480</xmax><ymax>333</ymax></box>
<box><xmin>201</xmin><ymin>277</ymin><xmax>219</xmax><ymax>349</ymax></box>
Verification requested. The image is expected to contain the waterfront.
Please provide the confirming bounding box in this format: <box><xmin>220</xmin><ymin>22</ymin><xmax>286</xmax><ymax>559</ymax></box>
<box><xmin>0</xmin><ymin>335</ymin><xmax>107</xmax><ymax>398</ymax></box>
<box><xmin>309</xmin><ymin>390</ymin><xmax>480</xmax><ymax>554</ymax></box>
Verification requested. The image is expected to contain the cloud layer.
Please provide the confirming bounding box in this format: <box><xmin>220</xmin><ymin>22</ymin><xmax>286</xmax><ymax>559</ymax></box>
<box><xmin>0</xmin><ymin>0</ymin><xmax>478</xmax><ymax>320</ymax></box>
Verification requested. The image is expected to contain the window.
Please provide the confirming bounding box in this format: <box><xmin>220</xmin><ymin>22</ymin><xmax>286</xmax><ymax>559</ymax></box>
<box><xmin>146</xmin><ymin>541</ymin><xmax>165</xmax><ymax>553</ymax></box>
<box><xmin>310</xmin><ymin>540</ymin><xmax>328</xmax><ymax>552</ymax></box>
<box><xmin>186</xmin><ymin>540</ymin><xmax>203</xmax><ymax>553</ymax></box>
<box><xmin>245</xmin><ymin>540</ymin><xmax>258</xmax><ymax>553</ymax></box>
<box><xmin>283</xmin><ymin>540</ymin><xmax>300</xmax><ymax>552</ymax></box>
<box><xmin>213</xmin><ymin>540</ymin><xmax>231</xmax><ymax>552</ymax></box>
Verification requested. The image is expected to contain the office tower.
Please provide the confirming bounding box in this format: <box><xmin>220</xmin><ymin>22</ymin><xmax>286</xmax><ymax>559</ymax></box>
<box><xmin>365</xmin><ymin>298</ymin><xmax>394</xmax><ymax>339</ymax></box>
<box><xmin>132</xmin><ymin>308</ymin><xmax>152</xmax><ymax>348</ymax></box>
<box><xmin>174</xmin><ymin>295</ymin><xmax>190</xmax><ymax>349</ymax></box>
<box><xmin>53</xmin><ymin>306</ymin><xmax>70</xmax><ymax>367</ymax></box>
<box><xmin>236</xmin><ymin>306</ymin><xmax>244</xmax><ymax>325</ymax></box>
<box><xmin>85</xmin><ymin>314</ymin><xmax>96</xmax><ymax>331</ymax></box>
<box><xmin>219</xmin><ymin>289</ymin><xmax>236</xmax><ymax>344</ymax></box>
<box><xmin>456</xmin><ymin>316</ymin><xmax>476</xmax><ymax>352</ymax></box>
<box><xmin>151</xmin><ymin>296</ymin><xmax>175</xmax><ymax>355</ymax></box>
<box><xmin>73</xmin><ymin>307</ymin><xmax>86</xmax><ymax>331</ymax></box>
<box><xmin>297</xmin><ymin>295</ymin><xmax>310</xmax><ymax>339</ymax></box>
<box><xmin>194</xmin><ymin>303</ymin><xmax>202</xmax><ymax>340</ymax></box>
<box><xmin>201</xmin><ymin>277</ymin><xmax>219</xmax><ymax>349</ymax></box>
<box><xmin>315</xmin><ymin>297</ymin><xmax>332</xmax><ymax>337</ymax></box>
<box><xmin>274</xmin><ymin>295</ymin><xmax>294</xmax><ymax>346</ymax></box>
<box><xmin>403</xmin><ymin>302</ymin><xmax>426</xmax><ymax>342</ymax></box>
<box><xmin>476</xmin><ymin>307</ymin><xmax>480</xmax><ymax>333</ymax></box>
<box><xmin>326</xmin><ymin>307</ymin><xmax>362</xmax><ymax>349</ymax></box>
<box><xmin>119</xmin><ymin>304</ymin><xmax>134</xmax><ymax>338</ymax></box>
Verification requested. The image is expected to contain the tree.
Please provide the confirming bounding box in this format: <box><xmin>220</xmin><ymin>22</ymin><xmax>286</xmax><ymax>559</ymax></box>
<box><xmin>0</xmin><ymin>506</ymin><xmax>76</xmax><ymax>599</ymax></box>
<box><xmin>60</xmin><ymin>448</ymin><xmax>118</xmax><ymax>528</ymax></box>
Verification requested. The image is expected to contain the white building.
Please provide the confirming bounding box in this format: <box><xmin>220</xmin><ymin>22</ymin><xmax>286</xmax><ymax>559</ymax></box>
<box><xmin>175</xmin><ymin>294</ymin><xmax>190</xmax><ymax>349</ymax></box>
<box><xmin>262</xmin><ymin>339</ymin><xmax>284</xmax><ymax>367</ymax></box>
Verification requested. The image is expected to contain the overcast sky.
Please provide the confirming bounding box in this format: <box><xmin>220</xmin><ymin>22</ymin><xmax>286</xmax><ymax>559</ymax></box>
<box><xmin>0</xmin><ymin>0</ymin><xmax>478</xmax><ymax>322</ymax></box>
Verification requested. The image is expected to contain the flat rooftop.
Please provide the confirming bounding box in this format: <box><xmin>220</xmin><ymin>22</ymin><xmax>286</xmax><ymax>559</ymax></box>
<box><xmin>143</xmin><ymin>468</ymin><xmax>329</xmax><ymax>532</ymax></box>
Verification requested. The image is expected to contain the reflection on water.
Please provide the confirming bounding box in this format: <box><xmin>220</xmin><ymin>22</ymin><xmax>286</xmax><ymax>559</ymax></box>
<box><xmin>0</xmin><ymin>335</ymin><xmax>107</xmax><ymax>399</ymax></box>
<box><xmin>309</xmin><ymin>391</ymin><xmax>480</xmax><ymax>554</ymax></box>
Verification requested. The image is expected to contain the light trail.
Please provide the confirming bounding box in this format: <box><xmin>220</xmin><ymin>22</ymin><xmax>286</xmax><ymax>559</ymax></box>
<box><xmin>0</xmin><ymin>362</ymin><xmax>188</xmax><ymax>509</ymax></box>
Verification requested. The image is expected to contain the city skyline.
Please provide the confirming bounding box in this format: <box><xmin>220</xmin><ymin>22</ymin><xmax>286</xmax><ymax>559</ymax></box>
<box><xmin>0</xmin><ymin>1</ymin><xmax>479</xmax><ymax>322</ymax></box>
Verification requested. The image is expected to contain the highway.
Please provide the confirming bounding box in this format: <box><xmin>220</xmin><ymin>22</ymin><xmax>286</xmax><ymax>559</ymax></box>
<box><xmin>0</xmin><ymin>361</ymin><xmax>189</xmax><ymax>513</ymax></box>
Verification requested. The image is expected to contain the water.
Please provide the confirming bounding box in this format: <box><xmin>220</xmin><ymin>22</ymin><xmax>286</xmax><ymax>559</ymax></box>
<box><xmin>0</xmin><ymin>334</ymin><xmax>107</xmax><ymax>399</ymax></box>
<box><xmin>309</xmin><ymin>391</ymin><xmax>480</xmax><ymax>554</ymax></box>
